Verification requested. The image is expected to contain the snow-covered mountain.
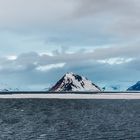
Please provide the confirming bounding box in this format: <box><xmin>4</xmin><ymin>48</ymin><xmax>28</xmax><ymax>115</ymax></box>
<box><xmin>127</xmin><ymin>81</ymin><xmax>140</xmax><ymax>91</ymax></box>
<box><xmin>102</xmin><ymin>84</ymin><xmax>121</xmax><ymax>91</ymax></box>
<box><xmin>0</xmin><ymin>84</ymin><xmax>19</xmax><ymax>92</ymax></box>
<box><xmin>0</xmin><ymin>88</ymin><xmax>19</xmax><ymax>92</ymax></box>
<box><xmin>49</xmin><ymin>72</ymin><xmax>101</xmax><ymax>92</ymax></box>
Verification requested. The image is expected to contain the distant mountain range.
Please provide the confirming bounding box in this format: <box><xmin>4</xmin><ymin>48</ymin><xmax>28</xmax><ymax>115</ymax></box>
<box><xmin>0</xmin><ymin>73</ymin><xmax>140</xmax><ymax>92</ymax></box>
<box><xmin>127</xmin><ymin>81</ymin><xmax>140</xmax><ymax>91</ymax></box>
<box><xmin>49</xmin><ymin>72</ymin><xmax>101</xmax><ymax>92</ymax></box>
<box><xmin>0</xmin><ymin>88</ymin><xmax>19</xmax><ymax>92</ymax></box>
<box><xmin>102</xmin><ymin>85</ymin><xmax>121</xmax><ymax>91</ymax></box>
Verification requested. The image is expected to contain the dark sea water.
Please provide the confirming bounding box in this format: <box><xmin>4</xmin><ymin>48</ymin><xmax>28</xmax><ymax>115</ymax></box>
<box><xmin>0</xmin><ymin>99</ymin><xmax>140</xmax><ymax>140</ymax></box>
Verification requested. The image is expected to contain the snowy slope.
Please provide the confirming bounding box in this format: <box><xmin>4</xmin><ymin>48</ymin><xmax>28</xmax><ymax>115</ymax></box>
<box><xmin>49</xmin><ymin>72</ymin><xmax>101</xmax><ymax>92</ymax></box>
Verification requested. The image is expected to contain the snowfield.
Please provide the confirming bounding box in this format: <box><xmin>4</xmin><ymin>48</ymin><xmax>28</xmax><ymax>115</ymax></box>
<box><xmin>0</xmin><ymin>93</ymin><xmax>140</xmax><ymax>99</ymax></box>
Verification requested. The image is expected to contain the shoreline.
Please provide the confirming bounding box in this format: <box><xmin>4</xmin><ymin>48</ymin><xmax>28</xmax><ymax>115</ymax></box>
<box><xmin>0</xmin><ymin>93</ymin><xmax>140</xmax><ymax>99</ymax></box>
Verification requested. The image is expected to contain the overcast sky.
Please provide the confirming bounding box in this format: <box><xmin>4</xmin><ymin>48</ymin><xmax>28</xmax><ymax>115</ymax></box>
<box><xmin>0</xmin><ymin>0</ymin><xmax>140</xmax><ymax>90</ymax></box>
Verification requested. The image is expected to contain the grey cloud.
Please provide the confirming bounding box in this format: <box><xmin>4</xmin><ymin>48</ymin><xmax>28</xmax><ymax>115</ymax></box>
<box><xmin>74</xmin><ymin>0</ymin><xmax>133</xmax><ymax>17</ymax></box>
<box><xmin>125</xmin><ymin>58</ymin><xmax>140</xmax><ymax>70</ymax></box>
<box><xmin>41</xmin><ymin>45</ymin><xmax>140</xmax><ymax>63</ymax></box>
<box><xmin>0</xmin><ymin>43</ymin><xmax>140</xmax><ymax>74</ymax></box>
<box><xmin>0</xmin><ymin>0</ymin><xmax>140</xmax><ymax>48</ymax></box>
<box><xmin>70</xmin><ymin>0</ymin><xmax>140</xmax><ymax>37</ymax></box>
<box><xmin>73</xmin><ymin>0</ymin><xmax>139</xmax><ymax>21</ymax></box>
<box><xmin>0</xmin><ymin>0</ymin><xmax>76</xmax><ymax>28</ymax></box>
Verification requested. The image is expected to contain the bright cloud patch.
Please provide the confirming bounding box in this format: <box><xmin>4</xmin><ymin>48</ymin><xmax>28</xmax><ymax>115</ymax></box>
<box><xmin>36</xmin><ymin>63</ymin><xmax>65</xmax><ymax>72</ymax></box>
<box><xmin>6</xmin><ymin>55</ymin><xmax>17</xmax><ymax>60</ymax></box>
<box><xmin>98</xmin><ymin>58</ymin><xmax>134</xmax><ymax>65</ymax></box>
